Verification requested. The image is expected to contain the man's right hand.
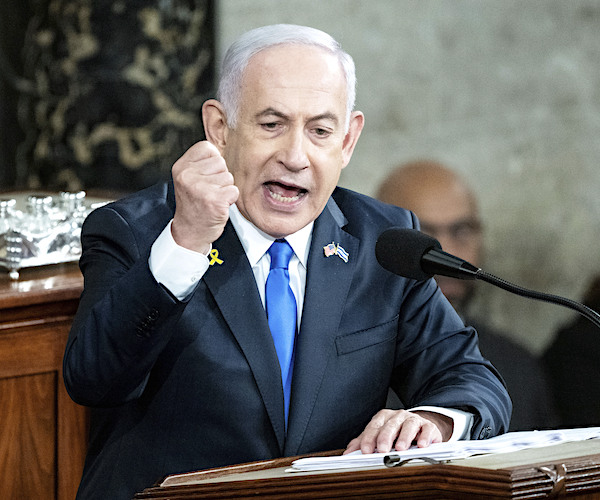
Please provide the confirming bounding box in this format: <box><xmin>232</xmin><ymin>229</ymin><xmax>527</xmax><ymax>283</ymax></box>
<box><xmin>171</xmin><ymin>141</ymin><xmax>239</xmax><ymax>254</ymax></box>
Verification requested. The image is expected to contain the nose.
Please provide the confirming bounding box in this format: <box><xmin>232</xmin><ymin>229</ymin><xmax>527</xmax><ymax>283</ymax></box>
<box><xmin>277</xmin><ymin>128</ymin><xmax>310</xmax><ymax>171</ymax></box>
<box><xmin>438</xmin><ymin>235</ymin><xmax>463</xmax><ymax>259</ymax></box>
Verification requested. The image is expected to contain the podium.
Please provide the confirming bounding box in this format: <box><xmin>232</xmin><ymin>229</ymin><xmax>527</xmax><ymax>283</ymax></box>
<box><xmin>135</xmin><ymin>440</ymin><xmax>600</xmax><ymax>499</ymax></box>
<box><xmin>0</xmin><ymin>264</ymin><xmax>88</xmax><ymax>500</ymax></box>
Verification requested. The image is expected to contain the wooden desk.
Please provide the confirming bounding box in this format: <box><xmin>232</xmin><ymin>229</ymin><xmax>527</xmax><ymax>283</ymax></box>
<box><xmin>0</xmin><ymin>264</ymin><xmax>87</xmax><ymax>500</ymax></box>
<box><xmin>136</xmin><ymin>440</ymin><xmax>600</xmax><ymax>499</ymax></box>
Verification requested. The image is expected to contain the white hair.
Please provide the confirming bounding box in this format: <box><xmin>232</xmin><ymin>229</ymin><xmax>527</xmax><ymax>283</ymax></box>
<box><xmin>216</xmin><ymin>24</ymin><xmax>357</xmax><ymax>131</ymax></box>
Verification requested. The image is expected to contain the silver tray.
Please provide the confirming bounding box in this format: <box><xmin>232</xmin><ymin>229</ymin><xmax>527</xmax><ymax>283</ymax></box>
<box><xmin>0</xmin><ymin>191</ymin><xmax>110</xmax><ymax>279</ymax></box>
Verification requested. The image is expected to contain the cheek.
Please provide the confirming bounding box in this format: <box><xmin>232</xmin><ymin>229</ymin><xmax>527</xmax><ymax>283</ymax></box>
<box><xmin>225</xmin><ymin>146</ymin><xmax>259</xmax><ymax>183</ymax></box>
<box><xmin>314</xmin><ymin>152</ymin><xmax>344</xmax><ymax>186</ymax></box>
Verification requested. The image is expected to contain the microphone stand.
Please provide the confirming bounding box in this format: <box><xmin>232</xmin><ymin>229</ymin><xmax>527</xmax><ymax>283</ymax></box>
<box><xmin>420</xmin><ymin>248</ymin><xmax>600</xmax><ymax>330</ymax></box>
<box><xmin>475</xmin><ymin>269</ymin><xmax>600</xmax><ymax>330</ymax></box>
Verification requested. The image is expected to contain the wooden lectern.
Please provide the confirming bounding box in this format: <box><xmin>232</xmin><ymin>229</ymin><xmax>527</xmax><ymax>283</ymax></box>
<box><xmin>135</xmin><ymin>440</ymin><xmax>600</xmax><ymax>499</ymax></box>
<box><xmin>0</xmin><ymin>264</ymin><xmax>88</xmax><ymax>500</ymax></box>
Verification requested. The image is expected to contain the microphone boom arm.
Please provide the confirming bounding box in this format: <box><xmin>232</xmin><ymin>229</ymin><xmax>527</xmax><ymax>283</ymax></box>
<box><xmin>475</xmin><ymin>269</ymin><xmax>600</xmax><ymax>330</ymax></box>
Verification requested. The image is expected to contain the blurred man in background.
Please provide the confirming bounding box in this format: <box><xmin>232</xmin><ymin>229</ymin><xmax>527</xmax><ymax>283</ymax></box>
<box><xmin>543</xmin><ymin>274</ymin><xmax>600</xmax><ymax>428</ymax></box>
<box><xmin>377</xmin><ymin>160</ymin><xmax>558</xmax><ymax>431</ymax></box>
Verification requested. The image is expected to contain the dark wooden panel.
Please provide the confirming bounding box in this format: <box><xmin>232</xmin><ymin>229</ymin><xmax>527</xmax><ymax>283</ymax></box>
<box><xmin>0</xmin><ymin>265</ymin><xmax>87</xmax><ymax>500</ymax></box>
<box><xmin>57</xmin><ymin>365</ymin><xmax>88</xmax><ymax>500</ymax></box>
<box><xmin>0</xmin><ymin>322</ymin><xmax>69</xmax><ymax>379</ymax></box>
<box><xmin>0</xmin><ymin>372</ymin><xmax>56</xmax><ymax>500</ymax></box>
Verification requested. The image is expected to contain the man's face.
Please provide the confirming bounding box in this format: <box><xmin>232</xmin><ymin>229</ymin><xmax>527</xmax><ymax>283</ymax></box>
<box><xmin>413</xmin><ymin>192</ymin><xmax>482</xmax><ymax>310</ymax></box>
<box><xmin>221</xmin><ymin>45</ymin><xmax>361</xmax><ymax>238</ymax></box>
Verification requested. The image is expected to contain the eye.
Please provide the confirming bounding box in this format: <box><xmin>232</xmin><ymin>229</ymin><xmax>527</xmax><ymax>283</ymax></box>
<box><xmin>261</xmin><ymin>122</ymin><xmax>280</xmax><ymax>130</ymax></box>
<box><xmin>450</xmin><ymin>221</ymin><xmax>481</xmax><ymax>242</ymax></box>
<box><xmin>313</xmin><ymin>127</ymin><xmax>332</xmax><ymax>137</ymax></box>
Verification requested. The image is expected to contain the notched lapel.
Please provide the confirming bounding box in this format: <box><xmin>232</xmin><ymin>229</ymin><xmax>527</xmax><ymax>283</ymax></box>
<box><xmin>203</xmin><ymin>222</ymin><xmax>287</xmax><ymax>452</ymax></box>
<box><xmin>285</xmin><ymin>199</ymin><xmax>360</xmax><ymax>455</ymax></box>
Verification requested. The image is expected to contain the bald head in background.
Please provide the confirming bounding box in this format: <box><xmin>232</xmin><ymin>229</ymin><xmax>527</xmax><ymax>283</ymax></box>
<box><xmin>376</xmin><ymin>161</ymin><xmax>483</xmax><ymax>313</ymax></box>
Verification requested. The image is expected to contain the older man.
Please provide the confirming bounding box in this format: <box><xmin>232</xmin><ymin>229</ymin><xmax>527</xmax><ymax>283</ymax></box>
<box><xmin>64</xmin><ymin>26</ymin><xmax>510</xmax><ymax>499</ymax></box>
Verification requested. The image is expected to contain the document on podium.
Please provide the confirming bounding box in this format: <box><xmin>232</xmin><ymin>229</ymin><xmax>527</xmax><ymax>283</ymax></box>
<box><xmin>288</xmin><ymin>427</ymin><xmax>600</xmax><ymax>472</ymax></box>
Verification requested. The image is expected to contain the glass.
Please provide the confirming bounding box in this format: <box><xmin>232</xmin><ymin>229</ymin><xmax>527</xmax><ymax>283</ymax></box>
<box><xmin>420</xmin><ymin>218</ymin><xmax>482</xmax><ymax>244</ymax></box>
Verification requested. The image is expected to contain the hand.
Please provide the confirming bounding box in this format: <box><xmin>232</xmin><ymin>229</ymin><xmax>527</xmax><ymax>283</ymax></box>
<box><xmin>171</xmin><ymin>141</ymin><xmax>239</xmax><ymax>253</ymax></box>
<box><xmin>343</xmin><ymin>409</ymin><xmax>453</xmax><ymax>455</ymax></box>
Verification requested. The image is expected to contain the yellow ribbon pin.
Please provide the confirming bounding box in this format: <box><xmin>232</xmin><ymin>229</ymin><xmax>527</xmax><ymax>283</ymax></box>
<box><xmin>209</xmin><ymin>249</ymin><xmax>224</xmax><ymax>266</ymax></box>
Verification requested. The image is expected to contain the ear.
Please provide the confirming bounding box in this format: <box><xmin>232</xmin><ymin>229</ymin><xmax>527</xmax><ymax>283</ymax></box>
<box><xmin>341</xmin><ymin>111</ymin><xmax>365</xmax><ymax>169</ymax></box>
<box><xmin>202</xmin><ymin>99</ymin><xmax>229</xmax><ymax>154</ymax></box>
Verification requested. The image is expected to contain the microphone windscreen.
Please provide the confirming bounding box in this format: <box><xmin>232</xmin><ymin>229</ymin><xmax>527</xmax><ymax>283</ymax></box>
<box><xmin>375</xmin><ymin>228</ymin><xmax>442</xmax><ymax>281</ymax></box>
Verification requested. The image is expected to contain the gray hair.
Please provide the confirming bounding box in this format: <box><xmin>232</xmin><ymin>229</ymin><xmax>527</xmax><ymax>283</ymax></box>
<box><xmin>216</xmin><ymin>24</ymin><xmax>357</xmax><ymax>132</ymax></box>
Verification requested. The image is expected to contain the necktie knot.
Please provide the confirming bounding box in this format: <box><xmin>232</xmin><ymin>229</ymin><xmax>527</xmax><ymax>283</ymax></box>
<box><xmin>268</xmin><ymin>239</ymin><xmax>294</xmax><ymax>270</ymax></box>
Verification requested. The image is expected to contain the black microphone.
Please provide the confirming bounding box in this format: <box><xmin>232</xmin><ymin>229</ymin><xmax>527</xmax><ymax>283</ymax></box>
<box><xmin>375</xmin><ymin>227</ymin><xmax>480</xmax><ymax>281</ymax></box>
<box><xmin>375</xmin><ymin>227</ymin><xmax>600</xmax><ymax>330</ymax></box>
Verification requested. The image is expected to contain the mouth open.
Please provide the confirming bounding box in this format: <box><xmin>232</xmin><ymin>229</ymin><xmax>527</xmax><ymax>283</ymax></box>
<box><xmin>265</xmin><ymin>181</ymin><xmax>308</xmax><ymax>203</ymax></box>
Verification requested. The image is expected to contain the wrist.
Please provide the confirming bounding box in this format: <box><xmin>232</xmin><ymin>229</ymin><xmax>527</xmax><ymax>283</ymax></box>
<box><xmin>412</xmin><ymin>410</ymin><xmax>454</xmax><ymax>441</ymax></box>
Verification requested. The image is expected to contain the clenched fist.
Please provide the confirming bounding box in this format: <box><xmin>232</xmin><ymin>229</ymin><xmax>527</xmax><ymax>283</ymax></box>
<box><xmin>171</xmin><ymin>141</ymin><xmax>239</xmax><ymax>254</ymax></box>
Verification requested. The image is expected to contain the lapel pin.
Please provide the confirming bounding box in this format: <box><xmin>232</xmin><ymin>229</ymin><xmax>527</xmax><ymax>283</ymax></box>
<box><xmin>336</xmin><ymin>244</ymin><xmax>349</xmax><ymax>263</ymax></box>
<box><xmin>323</xmin><ymin>242</ymin><xmax>349</xmax><ymax>262</ymax></box>
<box><xmin>323</xmin><ymin>242</ymin><xmax>337</xmax><ymax>257</ymax></box>
<box><xmin>209</xmin><ymin>248</ymin><xmax>224</xmax><ymax>266</ymax></box>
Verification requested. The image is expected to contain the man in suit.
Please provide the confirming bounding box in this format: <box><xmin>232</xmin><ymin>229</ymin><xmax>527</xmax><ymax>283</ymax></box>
<box><xmin>543</xmin><ymin>274</ymin><xmax>600</xmax><ymax>428</ymax></box>
<box><xmin>377</xmin><ymin>160</ymin><xmax>558</xmax><ymax>431</ymax></box>
<box><xmin>63</xmin><ymin>25</ymin><xmax>511</xmax><ymax>499</ymax></box>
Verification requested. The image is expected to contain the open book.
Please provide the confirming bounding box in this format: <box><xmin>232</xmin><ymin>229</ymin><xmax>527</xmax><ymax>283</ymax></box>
<box><xmin>289</xmin><ymin>427</ymin><xmax>600</xmax><ymax>472</ymax></box>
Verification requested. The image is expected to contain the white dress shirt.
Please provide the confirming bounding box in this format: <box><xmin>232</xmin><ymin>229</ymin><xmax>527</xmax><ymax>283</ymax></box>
<box><xmin>147</xmin><ymin>205</ymin><xmax>472</xmax><ymax>441</ymax></box>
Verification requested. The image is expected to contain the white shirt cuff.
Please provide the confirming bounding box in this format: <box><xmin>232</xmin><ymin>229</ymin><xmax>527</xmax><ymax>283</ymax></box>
<box><xmin>149</xmin><ymin>220</ymin><xmax>211</xmax><ymax>300</ymax></box>
<box><xmin>410</xmin><ymin>406</ymin><xmax>474</xmax><ymax>441</ymax></box>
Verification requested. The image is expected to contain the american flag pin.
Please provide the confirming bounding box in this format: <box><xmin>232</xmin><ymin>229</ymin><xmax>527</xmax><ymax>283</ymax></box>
<box><xmin>323</xmin><ymin>242</ymin><xmax>337</xmax><ymax>257</ymax></box>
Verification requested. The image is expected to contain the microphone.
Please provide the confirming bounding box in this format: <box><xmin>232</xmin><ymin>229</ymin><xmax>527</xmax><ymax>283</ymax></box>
<box><xmin>375</xmin><ymin>227</ymin><xmax>479</xmax><ymax>281</ymax></box>
<box><xmin>375</xmin><ymin>227</ymin><xmax>600</xmax><ymax>330</ymax></box>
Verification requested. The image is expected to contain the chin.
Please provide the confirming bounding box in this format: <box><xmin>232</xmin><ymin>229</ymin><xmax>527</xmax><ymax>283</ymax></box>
<box><xmin>255</xmin><ymin>216</ymin><xmax>303</xmax><ymax>239</ymax></box>
<box><xmin>255</xmin><ymin>206</ymin><xmax>316</xmax><ymax>238</ymax></box>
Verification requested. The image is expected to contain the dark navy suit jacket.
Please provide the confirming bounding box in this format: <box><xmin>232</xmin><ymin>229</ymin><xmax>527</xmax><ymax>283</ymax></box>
<box><xmin>63</xmin><ymin>182</ymin><xmax>511</xmax><ymax>499</ymax></box>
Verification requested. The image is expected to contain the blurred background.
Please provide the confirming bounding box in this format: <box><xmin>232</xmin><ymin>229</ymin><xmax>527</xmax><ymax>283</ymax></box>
<box><xmin>2</xmin><ymin>0</ymin><xmax>600</xmax><ymax>354</ymax></box>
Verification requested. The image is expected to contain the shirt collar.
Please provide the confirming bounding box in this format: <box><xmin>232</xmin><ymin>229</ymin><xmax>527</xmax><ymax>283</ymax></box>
<box><xmin>228</xmin><ymin>204</ymin><xmax>313</xmax><ymax>268</ymax></box>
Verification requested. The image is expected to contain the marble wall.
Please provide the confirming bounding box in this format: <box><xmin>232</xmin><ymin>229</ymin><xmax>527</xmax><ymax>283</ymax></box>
<box><xmin>5</xmin><ymin>0</ymin><xmax>215</xmax><ymax>194</ymax></box>
<box><xmin>216</xmin><ymin>0</ymin><xmax>600</xmax><ymax>353</ymax></box>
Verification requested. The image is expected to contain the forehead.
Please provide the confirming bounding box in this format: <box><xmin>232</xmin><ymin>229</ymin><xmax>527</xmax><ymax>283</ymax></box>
<box><xmin>409</xmin><ymin>185</ymin><xmax>476</xmax><ymax>225</ymax></box>
<box><xmin>239</xmin><ymin>44</ymin><xmax>347</xmax><ymax>114</ymax></box>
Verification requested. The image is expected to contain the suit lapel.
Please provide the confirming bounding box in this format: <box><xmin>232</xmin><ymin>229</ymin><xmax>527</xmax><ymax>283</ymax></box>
<box><xmin>284</xmin><ymin>198</ymin><xmax>360</xmax><ymax>455</ymax></box>
<box><xmin>202</xmin><ymin>222</ymin><xmax>287</xmax><ymax>452</ymax></box>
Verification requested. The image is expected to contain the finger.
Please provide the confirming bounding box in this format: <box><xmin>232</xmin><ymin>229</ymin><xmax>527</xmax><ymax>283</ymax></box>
<box><xmin>414</xmin><ymin>421</ymin><xmax>442</xmax><ymax>448</ymax></box>
<box><xmin>343</xmin><ymin>436</ymin><xmax>362</xmax><ymax>455</ymax></box>
<box><xmin>359</xmin><ymin>412</ymin><xmax>390</xmax><ymax>454</ymax></box>
<box><xmin>182</xmin><ymin>140</ymin><xmax>222</xmax><ymax>162</ymax></box>
<box><xmin>353</xmin><ymin>410</ymin><xmax>398</xmax><ymax>454</ymax></box>
<box><xmin>173</xmin><ymin>142</ymin><xmax>228</xmax><ymax>180</ymax></box>
<box><xmin>215</xmin><ymin>170</ymin><xmax>235</xmax><ymax>188</ymax></box>
<box><xmin>174</xmin><ymin>154</ymin><xmax>228</xmax><ymax>181</ymax></box>
<box><xmin>393</xmin><ymin>413</ymin><xmax>425</xmax><ymax>451</ymax></box>
<box><xmin>219</xmin><ymin>183</ymin><xmax>239</xmax><ymax>206</ymax></box>
<box><xmin>373</xmin><ymin>413</ymin><xmax>410</xmax><ymax>453</ymax></box>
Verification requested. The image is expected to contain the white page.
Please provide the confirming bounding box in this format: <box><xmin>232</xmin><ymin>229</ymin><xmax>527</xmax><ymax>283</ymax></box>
<box><xmin>288</xmin><ymin>427</ymin><xmax>600</xmax><ymax>472</ymax></box>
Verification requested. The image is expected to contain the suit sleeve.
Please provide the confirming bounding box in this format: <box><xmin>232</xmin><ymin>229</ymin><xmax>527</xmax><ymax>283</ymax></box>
<box><xmin>63</xmin><ymin>206</ymin><xmax>188</xmax><ymax>407</ymax></box>
<box><xmin>389</xmin><ymin>275</ymin><xmax>512</xmax><ymax>439</ymax></box>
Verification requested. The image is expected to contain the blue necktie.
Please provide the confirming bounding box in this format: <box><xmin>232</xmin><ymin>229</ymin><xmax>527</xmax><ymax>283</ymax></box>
<box><xmin>266</xmin><ymin>239</ymin><xmax>297</xmax><ymax>428</ymax></box>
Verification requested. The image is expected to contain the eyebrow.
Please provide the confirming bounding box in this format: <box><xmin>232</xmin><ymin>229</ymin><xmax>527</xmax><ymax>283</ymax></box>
<box><xmin>255</xmin><ymin>108</ymin><xmax>339</xmax><ymax>125</ymax></box>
